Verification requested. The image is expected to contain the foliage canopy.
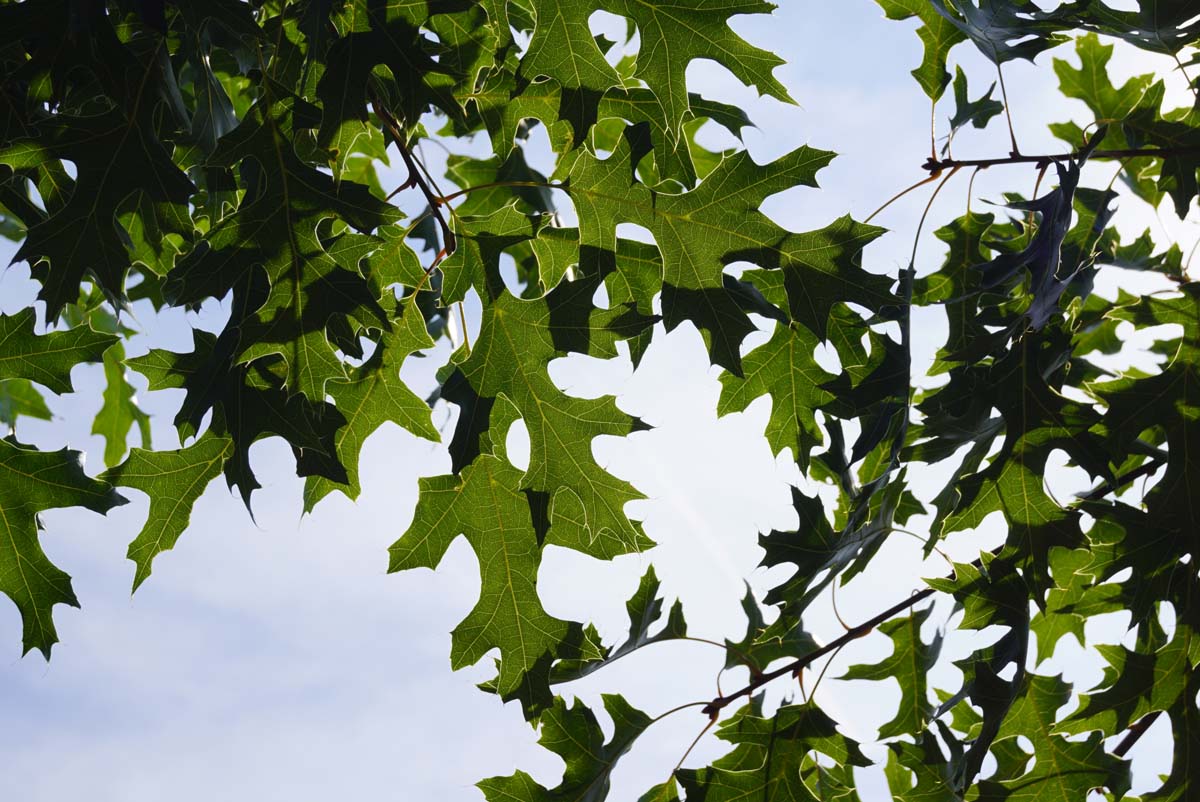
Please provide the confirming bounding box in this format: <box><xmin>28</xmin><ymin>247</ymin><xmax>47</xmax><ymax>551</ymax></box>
<box><xmin>1</xmin><ymin>0</ymin><xmax>1198</xmax><ymax>797</ymax></box>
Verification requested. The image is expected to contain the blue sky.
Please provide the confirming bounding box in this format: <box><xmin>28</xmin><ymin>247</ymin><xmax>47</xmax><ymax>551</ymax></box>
<box><xmin>1</xmin><ymin>2</ymin><xmax>1196</xmax><ymax>799</ymax></box>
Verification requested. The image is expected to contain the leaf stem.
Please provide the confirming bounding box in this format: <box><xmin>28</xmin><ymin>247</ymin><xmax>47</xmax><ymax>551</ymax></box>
<box><xmin>996</xmin><ymin>63</ymin><xmax>1021</xmax><ymax>156</ymax></box>
<box><xmin>830</xmin><ymin>576</ymin><xmax>851</xmax><ymax>632</ymax></box>
<box><xmin>437</xmin><ymin>179</ymin><xmax>564</xmax><ymax>205</ymax></box>
<box><xmin>678</xmin><ymin>635</ymin><xmax>761</xmax><ymax>673</ymax></box>
<box><xmin>806</xmin><ymin>641</ymin><xmax>848</xmax><ymax>702</ymax></box>
<box><xmin>1026</xmin><ymin>161</ymin><xmax>1049</xmax><ymax>236</ymax></box>
<box><xmin>864</xmin><ymin>173</ymin><xmax>943</xmax><ymax>224</ymax></box>
<box><xmin>910</xmin><ymin>167</ymin><xmax>961</xmax><ymax>267</ymax></box>
<box><xmin>1186</xmin><ymin>235</ymin><xmax>1200</xmax><ymax>277</ymax></box>
<box><xmin>651</xmin><ymin>700</ymin><xmax>710</xmax><ymax>725</ymax></box>
<box><xmin>457</xmin><ymin>302</ymin><xmax>471</xmax><ymax>354</ymax></box>
<box><xmin>965</xmin><ymin>165</ymin><xmax>982</xmax><ymax>217</ymax></box>
<box><xmin>930</xmin><ymin>98</ymin><xmax>939</xmax><ymax>162</ymax></box>
<box><xmin>673</xmin><ymin>716</ymin><xmax>717</xmax><ymax>774</ymax></box>
<box><xmin>1172</xmin><ymin>53</ymin><xmax>1199</xmax><ymax>103</ymax></box>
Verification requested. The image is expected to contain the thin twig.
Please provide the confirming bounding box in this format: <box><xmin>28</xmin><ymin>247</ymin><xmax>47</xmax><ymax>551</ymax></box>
<box><xmin>887</xmin><ymin>527</ymin><xmax>957</xmax><ymax>572</ymax></box>
<box><xmin>437</xmin><ymin>179</ymin><xmax>562</xmax><ymax>205</ymax></box>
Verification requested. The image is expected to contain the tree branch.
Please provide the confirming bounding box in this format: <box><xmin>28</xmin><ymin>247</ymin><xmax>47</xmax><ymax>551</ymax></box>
<box><xmin>700</xmin><ymin>586</ymin><xmax>937</xmax><ymax>718</ymax></box>
<box><xmin>924</xmin><ymin>145</ymin><xmax>1200</xmax><ymax>174</ymax></box>
<box><xmin>369</xmin><ymin>92</ymin><xmax>456</xmax><ymax>268</ymax></box>
<box><xmin>1077</xmin><ymin>458</ymin><xmax>1165</xmax><ymax>502</ymax></box>
<box><xmin>1113</xmin><ymin>710</ymin><xmax>1161</xmax><ymax>757</ymax></box>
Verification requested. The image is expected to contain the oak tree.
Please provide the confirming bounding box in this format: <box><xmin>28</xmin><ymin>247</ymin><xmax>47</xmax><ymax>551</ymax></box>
<box><xmin>0</xmin><ymin>0</ymin><xmax>1198</xmax><ymax>798</ymax></box>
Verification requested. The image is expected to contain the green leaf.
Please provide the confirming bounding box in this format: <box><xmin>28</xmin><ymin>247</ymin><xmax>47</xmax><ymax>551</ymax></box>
<box><xmin>0</xmin><ymin>310</ymin><xmax>116</xmax><ymax>394</ymax></box>
<box><xmin>0</xmin><ymin>437</ymin><xmax>127</xmax><ymax>657</ymax></box>
<box><xmin>884</xmin><ymin>732</ymin><xmax>963</xmax><ymax>802</ymax></box>
<box><xmin>440</xmin><ymin>202</ymin><xmax>545</xmax><ymax>305</ymax></box>
<box><xmin>840</xmin><ymin>605</ymin><xmax>943</xmax><ymax>739</ymax></box>
<box><xmin>450</xmin><ymin>281</ymin><xmax>655</xmax><ymax>559</ymax></box>
<box><xmin>725</xmin><ymin>584</ymin><xmax>818</xmax><ymax>673</ymax></box>
<box><xmin>929</xmin><ymin>0</ymin><xmax>1070</xmax><ymax>65</ymax></box>
<box><xmin>303</xmin><ymin>300</ymin><xmax>439</xmax><ymax>511</ymax></box>
<box><xmin>0</xmin><ymin>108</ymin><xmax>195</xmax><ymax>318</ymax></box>
<box><xmin>1081</xmin><ymin>286</ymin><xmax>1200</xmax><ymax>628</ymax></box>
<box><xmin>875</xmin><ymin>0</ymin><xmax>968</xmax><ymax>99</ymax></box>
<box><xmin>166</xmin><ymin>97</ymin><xmax>402</xmax><ymax>401</ymax></box>
<box><xmin>566</xmin><ymin>134</ymin><xmax>888</xmax><ymax>371</ymax></box>
<box><xmin>523</xmin><ymin>0</ymin><xmax>788</xmax><ymax>153</ymax></box>
<box><xmin>521</xmin><ymin>0</ymin><xmax>623</xmax><ymax>96</ymax></box>
<box><xmin>102</xmin><ymin>433</ymin><xmax>233</xmax><ymax>591</ymax></box>
<box><xmin>1144</xmin><ymin>661</ymin><xmax>1200</xmax><ymax>800</ymax></box>
<box><xmin>389</xmin><ymin>455</ymin><xmax>572</xmax><ymax>694</ymax></box>
<box><xmin>126</xmin><ymin>329</ymin><xmax>349</xmax><ymax>508</ymax></box>
<box><xmin>1064</xmin><ymin>0</ymin><xmax>1200</xmax><ymax>56</ymax></box>
<box><xmin>0</xmin><ymin>379</ymin><xmax>51</xmax><ymax>429</ymax></box>
<box><xmin>597</xmin><ymin>88</ymin><xmax>753</xmax><ymax>189</ymax></box>
<box><xmin>1048</xmin><ymin>33</ymin><xmax>1167</xmax><ymax>205</ymax></box>
<box><xmin>975</xmin><ymin>674</ymin><xmax>1131</xmax><ymax>802</ymax></box>
<box><xmin>314</xmin><ymin>1</ymin><xmax>461</xmax><ymax>172</ymax></box>
<box><xmin>1057</xmin><ymin>631</ymin><xmax>1192</xmax><ymax>739</ymax></box>
<box><xmin>946</xmin><ymin>66</ymin><xmax>1003</xmax><ymax>143</ymax></box>
<box><xmin>678</xmin><ymin>701</ymin><xmax>870</xmax><ymax>802</ymax></box>
<box><xmin>92</xmin><ymin>343</ymin><xmax>151</xmax><ymax>468</ymax></box>
<box><xmin>717</xmin><ymin>321</ymin><xmax>835</xmax><ymax>465</ymax></box>
<box><xmin>479</xmin><ymin>694</ymin><xmax>653</xmax><ymax>802</ymax></box>
<box><xmin>1053</xmin><ymin>34</ymin><xmax>1159</xmax><ymax>124</ymax></box>
<box><xmin>976</xmin><ymin>138</ymin><xmax>1106</xmax><ymax>329</ymax></box>
<box><xmin>551</xmin><ymin>565</ymin><xmax>687</xmax><ymax>683</ymax></box>
<box><xmin>1030</xmin><ymin>544</ymin><xmax>1119</xmax><ymax>663</ymax></box>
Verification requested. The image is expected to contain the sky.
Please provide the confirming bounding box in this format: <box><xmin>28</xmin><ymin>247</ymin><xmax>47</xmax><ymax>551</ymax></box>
<box><xmin>1</xmin><ymin>2</ymin><xmax>1196</xmax><ymax>799</ymax></box>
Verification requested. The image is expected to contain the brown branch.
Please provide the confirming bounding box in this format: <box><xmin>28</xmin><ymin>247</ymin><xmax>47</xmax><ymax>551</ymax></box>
<box><xmin>924</xmin><ymin>145</ymin><xmax>1200</xmax><ymax>174</ymax></box>
<box><xmin>1113</xmin><ymin>711</ymin><xmax>1161</xmax><ymax>757</ymax></box>
<box><xmin>701</xmin><ymin>542</ymin><xmax>1001</xmax><ymax>720</ymax></box>
<box><xmin>701</xmin><ymin>586</ymin><xmax>937</xmax><ymax>718</ymax></box>
<box><xmin>1077</xmin><ymin>458</ymin><xmax>1165</xmax><ymax>502</ymax></box>
<box><xmin>369</xmin><ymin>92</ymin><xmax>456</xmax><ymax>267</ymax></box>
